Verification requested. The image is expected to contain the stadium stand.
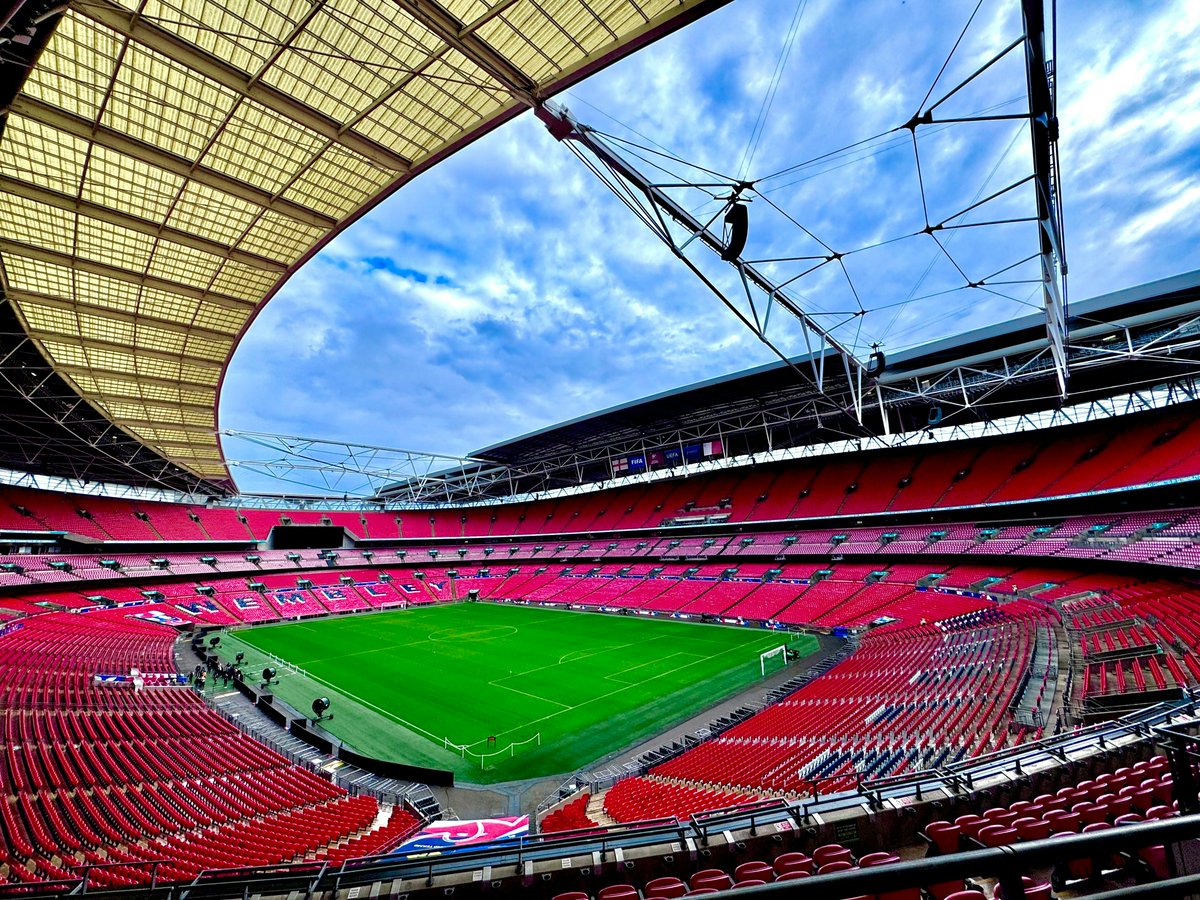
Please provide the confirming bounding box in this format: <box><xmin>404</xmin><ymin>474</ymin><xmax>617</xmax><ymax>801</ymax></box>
<box><xmin>0</xmin><ymin>610</ymin><xmax>422</xmax><ymax>887</ymax></box>
<box><xmin>4</xmin><ymin>405</ymin><xmax>1200</xmax><ymax>547</ymax></box>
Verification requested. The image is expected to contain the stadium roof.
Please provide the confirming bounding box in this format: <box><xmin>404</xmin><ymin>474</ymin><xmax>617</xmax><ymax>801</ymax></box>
<box><xmin>0</xmin><ymin>0</ymin><xmax>729</xmax><ymax>492</ymax></box>
<box><xmin>437</xmin><ymin>268</ymin><xmax>1200</xmax><ymax>495</ymax></box>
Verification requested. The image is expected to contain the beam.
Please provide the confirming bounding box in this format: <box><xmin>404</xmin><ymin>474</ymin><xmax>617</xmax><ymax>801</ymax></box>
<box><xmin>6</xmin><ymin>288</ymin><xmax>241</xmax><ymax>341</ymax></box>
<box><xmin>76</xmin><ymin>1</ymin><xmax>414</xmax><ymax>174</ymax></box>
<box><xmin>54</xmin><ymin>363</ymin><xmax>218</xmax><ymax>393</ymax></box>
<box><xmin>29</xmin><ymin>331</ymin><xmax>222</xmax><ymax>368</ymax></box>
<box><xmin>112</xmin><ymin>418</ymin><xmax>215</xmax><ymax>435</ymax></box>
<box><xmin>0</xmin><ymin>238</ymin><xmax>257</xmax><ymax>308</ymax></box>
<box><xmin>1020</xmin><ymin>0</ymin><xmax>1067</xmax><ymax>396</ymax></box>
<box><xmin>0</xmin><ymin>176</ymin><xmax>288</xmax><ymax>272</ymax></box>
<box><xmin>9</xmin><ymin>99</ymin><xmax>337</xmax><ymax>230</ymax></box>
<box><xmin>392</xmin><ymin>0</ymin><xmax>538</xmax><ymax>103</ymax></box>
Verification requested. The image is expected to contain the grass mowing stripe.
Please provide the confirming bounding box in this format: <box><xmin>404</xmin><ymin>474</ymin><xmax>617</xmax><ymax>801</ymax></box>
<box><xmin>224</xmin><ymin>603</ymin><xmax>818</xmax><ymax>783</ymax></box>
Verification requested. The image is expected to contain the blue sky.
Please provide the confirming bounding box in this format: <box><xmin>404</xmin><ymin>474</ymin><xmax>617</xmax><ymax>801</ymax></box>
<box><xmin>219</xmin><ymin>0</ymin><xmax>1200</xmax><ymax>486</ymax></box>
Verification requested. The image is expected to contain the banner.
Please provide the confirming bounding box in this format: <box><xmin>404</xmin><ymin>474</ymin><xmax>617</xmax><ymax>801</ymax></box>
<box><xmin>130</xmin><ymin>610</ymin><xmax>188</xmax><ymax>626</ymax></box>
<box><xmin>0</xmin><ymin>620</ymin><xmax>25</xmax><ymax>640</ymax></box>
<box><xmin>93</xmin><ymin>672</ymin><xmax>188</xmax><ymax>686</ymax></box>
<box><xmin>391</xmin><ymin>816</ymin><xmax>529</xmax><ymax>856</ymax></box>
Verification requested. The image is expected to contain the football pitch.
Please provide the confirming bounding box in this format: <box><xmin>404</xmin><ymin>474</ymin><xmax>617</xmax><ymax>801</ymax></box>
<box><xmin>220</xmin><ymin>603</ymin><xmax>818</xmax><ymax>784</ymax></box>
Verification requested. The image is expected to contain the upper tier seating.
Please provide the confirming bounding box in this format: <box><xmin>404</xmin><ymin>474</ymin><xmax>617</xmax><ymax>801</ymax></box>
<box><xmin>4</xmin><ymin>404</ymin><xmax>1200</xmax><ymax>544</ymax></box>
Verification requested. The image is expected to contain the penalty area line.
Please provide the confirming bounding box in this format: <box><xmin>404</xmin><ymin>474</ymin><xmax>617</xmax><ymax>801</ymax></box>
<box><xmin>487</xmin><ymin>637</ymin><xmax>764</xmax><ymax>743</ymax></box>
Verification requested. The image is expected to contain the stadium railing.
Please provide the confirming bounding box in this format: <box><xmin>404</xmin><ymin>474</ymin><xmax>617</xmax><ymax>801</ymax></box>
<box><xmin>28</xmin><ymin>696</ymin><xmax>1194</xmax><ymax>899</ymax></box>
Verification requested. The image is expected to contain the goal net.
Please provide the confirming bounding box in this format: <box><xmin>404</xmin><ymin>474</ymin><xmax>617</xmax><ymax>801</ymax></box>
<box><xmin>760</xmin><ymin>644</ymin><xmax>789</xmax><ymax>677</ymax></box>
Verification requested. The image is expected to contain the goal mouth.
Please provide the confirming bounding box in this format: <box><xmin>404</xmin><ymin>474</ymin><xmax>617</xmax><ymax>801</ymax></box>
<box><xmin>760</xmin><ymin>644</ymin><xmax>790</xmax><ymax>677</ymax></box>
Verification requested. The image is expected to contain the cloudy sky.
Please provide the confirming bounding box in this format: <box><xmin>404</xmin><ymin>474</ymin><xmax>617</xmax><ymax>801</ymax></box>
<box><xmin>219</xmin><ymin>0</ymin><xmax>1199</xmax><ymax>489</ymax></box>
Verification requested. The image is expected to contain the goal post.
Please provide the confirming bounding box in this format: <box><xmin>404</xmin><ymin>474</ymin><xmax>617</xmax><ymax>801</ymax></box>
<box><xmin>760</xmin><ymin>644</ymin><xmax>789</xmax><ymax>677</ymax></box>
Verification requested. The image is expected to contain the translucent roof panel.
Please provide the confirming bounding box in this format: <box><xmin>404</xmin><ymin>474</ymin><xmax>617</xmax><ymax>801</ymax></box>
<box><xmin>0</xmin><ymin>0</ymin><xmax>713</xmax><ymax>486</ymax></box>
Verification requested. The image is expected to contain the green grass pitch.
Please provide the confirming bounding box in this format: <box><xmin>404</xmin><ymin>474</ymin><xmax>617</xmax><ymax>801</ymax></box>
<box><xmin>220</xmin><ymin>602</ymin><xmax>818</xmax><ymax>784</ymax></box>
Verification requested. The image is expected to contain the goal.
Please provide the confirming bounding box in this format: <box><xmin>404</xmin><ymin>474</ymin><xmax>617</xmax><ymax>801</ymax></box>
<box><xmin>759</xmin><ymin>644</ymin><xmax>790</xmax><ymax>677</ymax></box>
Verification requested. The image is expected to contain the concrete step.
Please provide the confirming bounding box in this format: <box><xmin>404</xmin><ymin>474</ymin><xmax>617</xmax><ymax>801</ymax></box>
<box><xmin>586</xmin><ymin>793</ymin><xmax>617</xmax><ymax>828</ymax></box>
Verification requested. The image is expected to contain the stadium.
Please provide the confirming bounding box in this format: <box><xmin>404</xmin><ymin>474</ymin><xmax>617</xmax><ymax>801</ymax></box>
<box><xmin>1</xmin><ymin>0</ymin><xmax>1199</xmax><ymax>897</ymax></box>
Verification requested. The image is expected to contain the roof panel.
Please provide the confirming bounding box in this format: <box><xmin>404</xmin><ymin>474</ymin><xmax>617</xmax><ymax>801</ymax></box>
<box><xmin>82</xmin><ymin>145</ymin><xmax>187</xmax><ymax>223</ymax></box>
<box><xmin>202</xmin><ymin>100</ymin><xmax>326</xmax><ymax>193</ymax></box>
<box><xmin>136</xmin><ymin>0</ymin><xmax>306</xmax><ymax>74</ymax></box>
<box><xmin>0</xmin><ymin>115</ymin><xmax>90</xmax><ymax>195</ymax></box>
<box><xmin>76</xmin><ymin>218</ymin><xmax>157</xmax><ymax>272</ymax></box>
<box><xmin>282</xmin><ymin>144</ymin><xmax>394</xmax><ymax>217</ymax></box>
<box><xmin>21</xmin><ymin>15</ymin><xmax>123</xmax><ymax>121</ymax></box>
<box><xmin>103</xmin><ymin>41</ymin><xmax>239</xmax><ymax>159</ymax></box>
<box><xmin>0</xmin><ymin>193</ymin><xmax>76</xmax><ymax>255</ymax></box>
<box><xmin>238</xmin><ymin>211</ymin><xmax>325</xmax><ymax>262</ymax></box>
<box><xmin>3</xmin><ymin>254</ymin><xmax>75</xmax><ymax>298</ymax></box>
<box><xmin>167</xmin><ymin>182</ymin><xmax>264</xmax><ymax>248</ymax></box>
<box><xmin>145</xmin><ymin>240</ymin><xmax>224</xmax><ymax>288</ymax></box>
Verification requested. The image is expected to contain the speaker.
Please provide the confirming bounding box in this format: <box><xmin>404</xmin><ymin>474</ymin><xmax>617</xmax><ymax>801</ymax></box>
<box><xmin>720</xmin><ymin>202</ymin><xmax>749</xmax><ymax>261</ymax></box>
<box><xmin>927</xmin><ymin>406</ymin><xmax>943</xmax><ymax>426</ymax></box>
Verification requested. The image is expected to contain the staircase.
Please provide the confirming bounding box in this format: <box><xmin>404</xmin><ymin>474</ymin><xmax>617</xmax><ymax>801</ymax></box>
<box><xmin>586</xmin><ymin>793</ymin><xmax>617</xmax><ymax>827</ymax></box>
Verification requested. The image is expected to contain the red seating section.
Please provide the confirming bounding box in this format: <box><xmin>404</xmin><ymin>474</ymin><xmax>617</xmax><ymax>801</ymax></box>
<box><xmin>0</xmin><ymin>611</ymin><xmax>421</xmax><ymax>888</ymax></box>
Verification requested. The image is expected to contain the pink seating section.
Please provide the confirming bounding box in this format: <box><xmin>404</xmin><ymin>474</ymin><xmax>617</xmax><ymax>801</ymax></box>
<box><xmin>0</xmin><ymin>612</ymin><xmax>421</xmax><ymax>888</ymax></box>
<box><xmin>602</xmin><ymin>780</ymin><xmax>759</xmax><ymax>823</ymax></box>
<box><xmin>3</xmin><ymin>405</ymin><xmax>1200</xmax><ymax>543</ymax></box>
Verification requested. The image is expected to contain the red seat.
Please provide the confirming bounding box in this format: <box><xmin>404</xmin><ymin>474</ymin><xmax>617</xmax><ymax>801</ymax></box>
<box><xmin>688</xmin><ymin>869</ymin><xmax>732</xmax><ymax>892</ymax></box>
<box><xmin>1071</xmin><ymin>802</ymin><xmax>1107</xmax><ymax>826</ymax></box>
<box><xmin>733</xmin><ymin>862</ymin><xmax>773</xmax><ymax>882</ymax></box>
<box><xmin>858</xmin><ymin>852</ymin><xmax>899</xmax><ymax>867</ymax></box>
<box><xmin>993</xmin><ymin>876</ymin><xmax>1037</xmax><ymax>897</ymax></box>
<box><xmin>1043</xmin><ymin>810</ymin><xmax>1080</xmax><ymax>833</ymax></box>
<box><xmin>775</xmin><ymin>871</ymin><xmax>810</xmax><ymax>882</ymax></box>
<box><xmin>976</xmin><ymin>824</ymin><xmax>1018</xmax><ymax>848</ymax></box>
<box><xmin>813</xmin><ymin>844</ymin><xmax>853</xmax><ymax>867</ymax></box>
<box><xmin>772</xmin><ymin>852</ymin><xmax>813</xmax><ymax>876</ymax></box>
<box><xmin>598</xmin><ymin>886</ymin><xmax>638</xmax><ymax>900</ymax></box>
<box><xmin>1013</xmin><ymin>817</ymin><xmax>1050</xmax><ymax>841</ymax></box>
<box><xmin>645</xmin><ymin>876</ymin><xmax>687</xmax><ymax>899</ymax></box>
<box><xmin>1139</xmin><ymin>844</ymin><xmax>1171</xmax><ymax>879</ymax></box>
<box><xmin>982</xmin><ymin>808</ymin><xmax>1019</xmax><ymax>828</ymax></box>
<box><xmin>924</xmin><ymin>821</ymin><xmax>960</xmax><ymax>855</ymax></box>
<box><xmin>954</xmin><ymin>814</ymin><xmax>986</xmax><ymax>839</ymax></box>
<box><xmin>817</xmin><ymin>860</ymin><xmax>854</xmax><ymax>875</ymax></box>
<box><xmin>926</xmin><ymin>881</ymin><xmax>968</xmax><ymax>900</ymax></box>
<box><xmin>731</xmin><ymin>880</ymin><xmax>766</xmax><ymax>890</ymax></box>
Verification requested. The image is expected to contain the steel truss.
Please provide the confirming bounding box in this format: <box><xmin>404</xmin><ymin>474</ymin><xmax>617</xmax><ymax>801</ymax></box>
<box><xmin>0</xmin><ymin>297</ymin><xmax>221</xmax><ymax>495</ymax></box>
<box><xmin>535</xmin><ymin>0</ymin><xmax>1069</xmax><ymax>413</ymax></box>
<box><xmin>876</xmin><ymin>303</ymin><xmax>1200</xmax><ymax>423</ymax></box>
<box><xmin>207</xmin><ymin>377</ymin><xmax>1196</xmax><ymax>509</ymax></box>
<box><xmin>219</xmin><ymin>430</ymin><xmax>512</xmax><ymax>503</ymax></box>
